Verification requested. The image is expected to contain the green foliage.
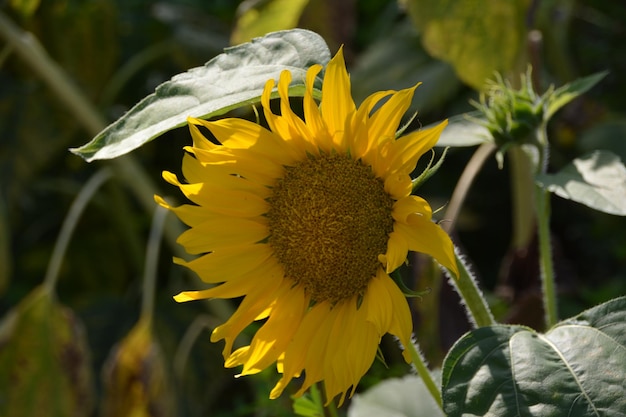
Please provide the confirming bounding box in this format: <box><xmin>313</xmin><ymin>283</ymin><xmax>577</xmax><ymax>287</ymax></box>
<box><xmin>546</xmin><ymin>71</ymin><xmax>609</xmax><ymax>119</ymax></box>
<box><xmin>0</xmin><ymin>287</ymin><xmax>94</xmax><ymax>417</ymax></box>
<box><xmin>442</xmin><ymin>296</ymin><xmax>626</xmax><ymax>417</ymax></box>
<box><xmin>293</xmin><ymin>387</ymin><xmax>325</xmax><ymax>417</ymax></box>
<box><xmin>536</xmin><ymin>150</ymin><xmax>626</xmax><ymax>216</ymax></box>
<box><xmin>402</xmin><ymin>0</ymin><xmax>529</xmax><ymax>89</ymax></box>
<box><xmin>72</xmin><ymin>29</ymin><xmax>330</xmax><ymax>161</ymax></box>
<box><xmin>231</xmin><ymin>0</ymin><xmax>311</xmax><ymax>45</ymax></box>
<box><xmin>9</xmin><ymin>0</ymin><xmax>40</xmax><ymax>18</ymax></box>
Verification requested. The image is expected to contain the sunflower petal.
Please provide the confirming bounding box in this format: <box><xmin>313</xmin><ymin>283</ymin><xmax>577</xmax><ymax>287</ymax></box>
<box><xmin>320</xmin><ymin>47</ymin><xmax>356</xmax><ymax>143</ymax></box>
<box><xmin>176</xmin><ymin>217</ymin><xmax>268</xmax><ymax>254</ymax></box>
<box><xmin>235</xmin><ymin>284</ymin><xmax>308</xmax><ymax>375</ymax></box>
<box><xmin>368</xmin><ymin>85</ymin><xmax>418</xmax><ymax>147</ymax></box>
<box><xmin>176</xmin><ymin>244</ymin><xmax>274</xmax><ymax>283</ymax></box>
<box><xmin>395</xmin><ymin>219</ymin><xmax>458</xmax><ymax>277</ymax></box>
<box><xmin>388</xmin><ymin>120</ymin><xmax>448</xmax><ymax>174</ymax></box>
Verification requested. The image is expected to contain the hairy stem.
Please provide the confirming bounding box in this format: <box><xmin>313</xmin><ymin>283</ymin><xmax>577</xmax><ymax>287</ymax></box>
<box><xmin>446</xmin><ymin>249</ymin><xmax>496</xmax><ymax>328</ymax></box>
<box><xmin>535</xmin><ymin>186</ymin><xmax>557</xmax><ymax>327</ymax></box>
<box><xmin>405</xmin><ymin>339</ymin><xmax>443</xmax><ymax>412</ymax></box>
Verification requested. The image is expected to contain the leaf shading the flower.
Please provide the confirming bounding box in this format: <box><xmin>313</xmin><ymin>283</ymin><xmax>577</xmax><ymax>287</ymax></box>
<box><xmin>0</xmin><ymin>286</ymin><xmax>94</xmax><ymax>417</ymax></box>
<box><xmin>100</xmin><ymin>317</ymin><xmax>175</xmax><ymax>417</ymax></box>
<box><xmin>71</xmin><ymin>29</ymin><xmax>330</xmax><ymax>162</ymax></box>
<box><xmin>442</xmin><ymin>296</ymin><xmax>626</xmax><ymax>416</ymax></box>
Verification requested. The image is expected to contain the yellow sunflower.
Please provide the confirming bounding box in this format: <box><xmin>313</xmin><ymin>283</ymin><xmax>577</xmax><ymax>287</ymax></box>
<box><xmin>157</xmin><ymin>48</ymin><xmax>459</xmax><ymax>404</ymax></box>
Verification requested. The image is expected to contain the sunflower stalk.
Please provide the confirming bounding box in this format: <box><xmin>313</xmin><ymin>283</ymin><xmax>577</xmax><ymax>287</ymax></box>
<box><xmin>532</xmin><ymin>123</ymin><xmax>558</xmax><ymax>328</ymax></box>
<box><xmin>445</xmin><ymin>248</ymin><xmax>496</xmax><ymax>328</ymax></box>
<box><xmin>404</xmin><ymin>338</ymin><xmax>443</xmax><ymax>412</ymax></box>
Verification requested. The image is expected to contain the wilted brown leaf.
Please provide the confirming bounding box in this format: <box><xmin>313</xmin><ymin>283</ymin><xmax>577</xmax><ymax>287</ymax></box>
<box><xmin>101</xmin><ymin>317</ymin><xmax>175</xmax><ymax>417</ymax></box>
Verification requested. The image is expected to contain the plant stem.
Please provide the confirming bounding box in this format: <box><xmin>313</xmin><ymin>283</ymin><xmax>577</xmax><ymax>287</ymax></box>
<box><xmin>140</xmin><ymin>205</ymin><xmax>169</xmax><ymax>323</ymax></box>
<box><xmin>533</xmin><ymin>124</ymin><xmax>558</xmax><ymax>328</ymax></box>
<box><xmin>43</xmin><ymin>169</ymin><xmax>112</xmax><ymax>293</ymax></box>
<box><xmin>442</xmin><ymin>142</ymin><xmax>496</xmax><ymax>234</ymax></box>
<box><xmin>535</xmin><ymin>186</ymin><xmax>557</xmax><ymax>328</ymax></box>
<box><xmin>509</xmin><ymin>146</ymin><xmax>536</xmax><ymax>250</ymax></box>
<box><xmin>446</xmin><ymin>249</ymin><xmax>496</xmax><ymax>328</ymax></box>
<box><xmin>405</xmin><ymin>339</ymin><xmax>443</xmax><ymax>412</ymax></box>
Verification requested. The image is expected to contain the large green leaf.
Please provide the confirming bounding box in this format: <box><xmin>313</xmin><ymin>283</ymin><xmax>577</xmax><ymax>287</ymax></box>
<box><xmin>71</xmin><ymin>29</ymin><xmax>330</xmax><ymax>162</ymax></box>
<box><xmin>536</xmin><ymin>150</ymin><xmax>626</xmax><ymax>216</ymax></box>
<box><xmin>0</xmin><ymin>286</ymin><xmax>94</xmax><ymax>417</ymax></box>
<box><xmin>441</xmin><ymin>297</ymin><xmax>626</xmax><ymax>417</ymax></box>
<box><xmin>402</xmin><ymin>0</ymin><xmax>529</xmax><ymax>90</ymax></box>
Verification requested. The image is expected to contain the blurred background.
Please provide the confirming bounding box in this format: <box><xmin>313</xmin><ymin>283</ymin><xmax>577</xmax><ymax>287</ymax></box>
<box><xmin>1</xmin><ymin>0</ymin><xmax>625</xmax><ymax>416</ymax></box>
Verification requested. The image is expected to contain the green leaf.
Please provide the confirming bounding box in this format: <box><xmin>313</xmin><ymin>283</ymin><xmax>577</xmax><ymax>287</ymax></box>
<box><xmin>402</xmin><ymin>0</ymin><xmax>528</xmax><ymax>90</ymax></box>
<box><xmin>536</xmin><ymin>150</ymin><xmax>626</xmax><ymax>216</ymax></box>
<box><xmin>434</xmin><ymin>112</ymin><xmax>492</xmax><ymax>147</ymax></box>
<box><xmin>293</xmin><ymin>383</ymin><xmax>325</xmax><ymax>417</ymax></box>
<box><xmin>292</xmin><ymin>395</ymin><xmax>324</xmax><ymax>417</ymax></box>
<box><xmin>545</xmin><ymin>71</ymin><xmax>608</xmax><ymax>119</ymax></box>
<box><xmin>231</xmin><ymin>0</ymin><xmax>311</xmax><ymax>45</ymax></box>
<box><xmin>0</xmin><ymin>286</ymin><xmax>94</xmax><ymax>417</ymax></box>
<box><xmin>442</xmin><ymin>297</ymin><xmax>626</xmax><ymax>417</ymax></box>
<box><xmin>71</xmin><ymin>29</ymin><xmax>330</xmax><ymax>162</ymax></box>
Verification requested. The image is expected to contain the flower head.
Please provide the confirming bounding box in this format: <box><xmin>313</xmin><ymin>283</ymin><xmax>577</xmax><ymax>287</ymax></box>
<box><xmin>158</xmin><ymin>48</ymin><xmax>458</xmax><ymax>404</ymax></box>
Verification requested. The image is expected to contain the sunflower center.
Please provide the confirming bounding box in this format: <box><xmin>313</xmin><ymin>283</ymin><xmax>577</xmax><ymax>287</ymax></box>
<box><xmin>267</xmin><ymin>153</ymin><xmax>395</xmax><ymax>304</ymax></box>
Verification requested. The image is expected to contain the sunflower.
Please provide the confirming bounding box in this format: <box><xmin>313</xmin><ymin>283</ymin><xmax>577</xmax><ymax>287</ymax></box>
<box><xmin>157</xmin><ymin>48</ymin><xmax>458</xmax><ymax>404</ymax></box>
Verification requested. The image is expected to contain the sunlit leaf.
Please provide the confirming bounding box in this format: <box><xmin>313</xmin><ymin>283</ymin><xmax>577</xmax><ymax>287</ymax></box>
<box><xmin>71</xmin><ymin>29</ymin><xmax>330</xmax><ymax>162</ymax></box>
<box><xmin>101</xmin><ymin>317</ymin><xmax>175</xmax><ymax>417</ymax></box>
<box><xmin>0</xmin><ymin>286</ymin><xmax>94</xmax><ymax>417</ymax></box>
<box><xmin>348</xmin><ymin>372</ymin><xmax>444</xmax><ymax>417</ymax></box>
<box><xmin>9</xmin><ymin>0</ymin><xmax>40</xmax><ymax>18</ymax></box>
<box><xmin>442</xmin><ymin>296</ymin><xmax>626</xmax><ymax>416</ymax></box>
<box><xmin>231</xmin><ymin>0</ymin><xmax>311</xmax><ymax>45</ymax></box>
<box><xmin>545</xmin><ymin>71</ymin><xmax>608</xmax><ymax>119</ymax></box>
<box><xmin>402</xmin><ymin>0</ymin><xmax>529</xmax><ymax>90</ymax></box>
<box><xmin>434</xmin><ymin>112</ymin><xmax>491</xmax><ymax>147</ymax></box>
<box><xmin>536</xmin><ymin>150</ymin><xmax>626</xmax><ymax>216</ymax></box>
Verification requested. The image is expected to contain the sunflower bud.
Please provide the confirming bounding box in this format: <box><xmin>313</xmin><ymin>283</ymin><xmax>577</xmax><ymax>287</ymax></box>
<box><xmin>474</xmin><ymin>70</ymin><xmax>546</xmax><ymax>151</ymax></box>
